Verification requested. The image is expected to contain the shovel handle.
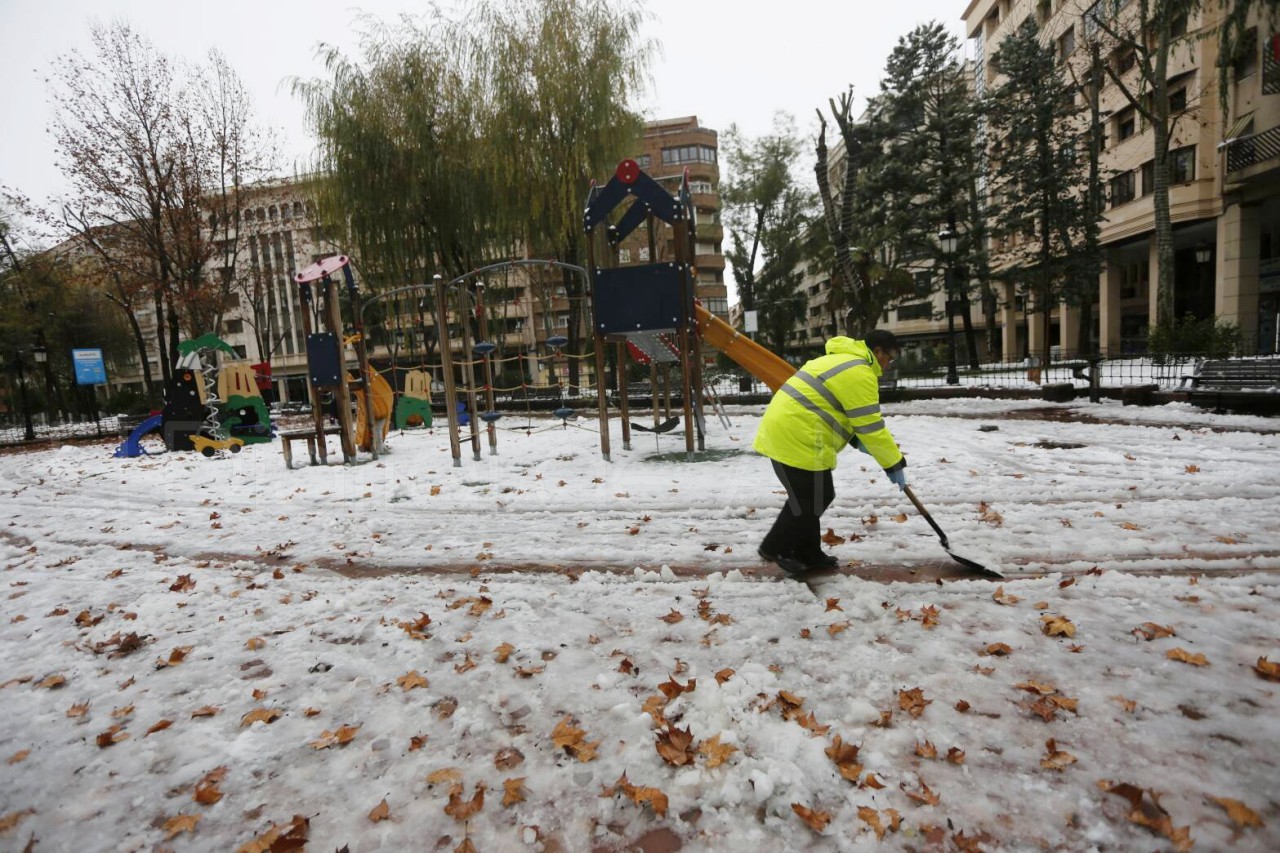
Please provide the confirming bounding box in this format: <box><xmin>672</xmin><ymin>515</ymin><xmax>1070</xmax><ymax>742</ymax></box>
<box><xmin>902</xmin><ymin>485</ymin><xmax>949</xmax><ymax>548</ymax></box>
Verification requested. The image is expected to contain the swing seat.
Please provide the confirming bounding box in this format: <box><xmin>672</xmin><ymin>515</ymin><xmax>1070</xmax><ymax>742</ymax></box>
<box><xmin>546</xmin><ymin>335</ymin><xmax>569</xmax><ymax>349</ymax></box>
<box><xmin>553</xmin><ymin>407</ymin><xmax>577</xmax><ymax>420</ymax></box>
<box><xmin>480</xmin><ymin>411</ymin><xmax>502</xmax><ymax>424</ymax></box>
<box><xmin>631</xmin><ymin>416</ymin><xmax>680</xmax><ymax>434</ymax></box>
<box><xmin>473</xmin><ymin>342</ymin><xmax>497</xmax><ymax>356</ymax></box>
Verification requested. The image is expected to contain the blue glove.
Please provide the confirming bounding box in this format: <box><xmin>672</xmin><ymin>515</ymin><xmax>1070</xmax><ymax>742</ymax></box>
<box><xmin>885</xmin><ymin>466</ymin><xmax>908</xmax><ymax>491</ymax></box>
<box><xmin>850</xmin><ymin>436</ymin><xmax>872</xmax><ymax>456</ymax></box>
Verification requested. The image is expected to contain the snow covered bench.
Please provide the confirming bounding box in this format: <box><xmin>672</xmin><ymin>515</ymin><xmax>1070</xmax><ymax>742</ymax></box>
<box><xmin>1183</xmin><ymin>357</ymin><xmax>1280</xmax><ymax>415</ymax></box>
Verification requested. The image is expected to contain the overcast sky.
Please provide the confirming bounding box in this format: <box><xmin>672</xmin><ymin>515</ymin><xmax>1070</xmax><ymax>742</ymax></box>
<box><xmin>1</xmin><ymin>0</ymin><xmax>968</xmax><ymax>274</ymax></box>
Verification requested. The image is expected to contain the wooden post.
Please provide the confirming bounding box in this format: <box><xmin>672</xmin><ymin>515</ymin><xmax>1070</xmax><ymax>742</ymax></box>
<box><xmin>617</xmin><ymin>341</ymin><xmax>631</xmax><ymax>451</ymax></box>
<box><xmin>296</xmin><ymin>282</ymin><xmax>329</xmax><ymax>466</ymax></box>
<box><xmin>476</xmin><ymin>283</ymin><xmax>499</xmax><ymax>456</ymax></box>
<box><xmin>457</xmin><ymin>284</ymin><xmax>482</xmax><ymax>462</ymax></box>
<box><xmin>433</xmin><ymin>275</ymin><xmax>463</xmax><ymax>467</ymax></box>
<box><xmin>650</xmin><ymin>361</ymin><xmax>659</xmax><ymax>429</ymax></box>
<box><xmin>671</xmin><ymin>212</ymin><xmax>696</xmax><ymax>459</ymax></box>
<box><xmin>324</xmin><ymin>276</ymin><xmax>357</xmax><ymax>462</ymax></box>
<box><xmin>586</xmin><ymin>233</ymin><xmax>610</xmax><ymax>461</ymax></box>
<box><xmin>344</xmin><ymin>264</ymin><xmax>379</xmax><ymax>460</ymax></box>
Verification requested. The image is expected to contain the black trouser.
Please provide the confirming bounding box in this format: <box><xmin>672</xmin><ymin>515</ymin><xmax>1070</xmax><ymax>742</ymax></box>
<box><xmin>761</xmin><ymin>461</ymin><xmax>834</xmax><ymax>563</ymax></box>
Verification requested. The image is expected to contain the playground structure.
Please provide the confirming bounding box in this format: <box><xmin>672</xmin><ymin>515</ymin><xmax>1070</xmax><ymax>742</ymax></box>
<box><xmin>361</xmin><ymin>260</ymin><xmax>593</xmax><ymax>467</ymax></box>
<box><xmin>114</xmin><ymin>334</ymin><xmax>271</xmax><ymax>459</ymax></box>
<box><xmin>289</xmin><ymin>255</ymin><xmax>367</xmax><ymax>464</ymax></box>
<box><xmin>343</xmin><ymin>160</ymin><xmax>797</xmax><ymax>468</ymax></box>
<box><xmin>582</xmin><ymin>159</ymin><xmax>705</xmax><ymax>460</ymax></box>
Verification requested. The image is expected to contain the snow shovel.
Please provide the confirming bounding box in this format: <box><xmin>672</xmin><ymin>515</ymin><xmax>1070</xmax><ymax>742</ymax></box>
<box><xmin>902</xmin><ymin>485</ymin><xmax>1004</xmax><ymax>578</ymax></box>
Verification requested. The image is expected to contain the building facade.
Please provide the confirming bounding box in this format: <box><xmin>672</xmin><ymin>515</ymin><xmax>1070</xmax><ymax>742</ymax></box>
<box><xmin>962</xmin><ymin>0</ymin><xmax>1280</xmax><ymax>357</ymax></box>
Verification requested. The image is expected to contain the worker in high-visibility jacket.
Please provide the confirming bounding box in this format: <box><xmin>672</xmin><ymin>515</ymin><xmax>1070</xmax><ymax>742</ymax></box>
<box><xmin>753</xmin><ymin>329</ymin><xmax>906</xmax><ymax>574</ymax></box>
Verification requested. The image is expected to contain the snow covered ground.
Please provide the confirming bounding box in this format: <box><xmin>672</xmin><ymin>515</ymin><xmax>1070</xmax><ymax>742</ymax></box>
<box><xmin>1</xmin><ymin>398</ymin><xmax>1278</xmax><ymax>851</ymax></box>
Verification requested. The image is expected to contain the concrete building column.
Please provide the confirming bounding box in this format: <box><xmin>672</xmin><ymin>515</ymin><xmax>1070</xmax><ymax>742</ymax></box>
<box><xmin>1215</xmin><ymin>202</ymin><xmax>1260</xmax><ymax>346</ymax></box>
<box><xmin>1099</xmin><ymin>257</ymin><xmax>1122</xmax><ymax>356</ymax></box>
<box><xmin>1060</xmin><ymin>300</ymin><xmax>1081</xmax><ymax>357</ymax></box>
<box><xmin>1028</xmin><ymin>297</ymin><xmax>1048</xmax><ymax>358</ymax></box>
<box><xmin>1000</xmin><ymin>280</ymin><xmax>1019</xmax><ymax>359</ymax></box>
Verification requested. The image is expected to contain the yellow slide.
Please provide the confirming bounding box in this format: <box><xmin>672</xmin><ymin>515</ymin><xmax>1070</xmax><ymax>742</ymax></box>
<box><xmin>350</xmin><ymin>370</ymin><xmax>394</xmax><ymax>451</ymax></box>
<box><xmin>695</xmin><ymin>303</ymin><xmax>796</xmax><ymax>392</ymax></box>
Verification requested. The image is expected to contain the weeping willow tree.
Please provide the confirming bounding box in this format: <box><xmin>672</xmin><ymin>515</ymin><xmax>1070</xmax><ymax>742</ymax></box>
<box><xmin>293</xmin><ymin>13</ymin><xmax>497</xmax><ymax>300</ymax></box>
<box><xmin>469</xmin><ymin>0</ymin><xmax>652</xmax><ymax>387</ymax></box>
<box><xmin>293</xmin><ymin>1</ymin><xmax>653</xmax><ymax>382</ymax></box>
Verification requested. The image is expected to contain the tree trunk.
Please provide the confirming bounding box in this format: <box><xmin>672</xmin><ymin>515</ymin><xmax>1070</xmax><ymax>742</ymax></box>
<box><xmin>1151</xmin><ymin>42</ymin><xmax>1175</xmax><ymax>328</ymax></box>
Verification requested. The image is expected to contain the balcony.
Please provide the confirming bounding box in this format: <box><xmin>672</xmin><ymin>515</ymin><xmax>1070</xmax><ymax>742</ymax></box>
<box><xmin>1225</xmin><ymin>125</ymin><xmax>1280</xmax><ymax>175</ymax></box>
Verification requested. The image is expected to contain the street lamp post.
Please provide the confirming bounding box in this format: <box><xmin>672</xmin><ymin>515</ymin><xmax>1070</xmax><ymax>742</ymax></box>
<box><xmin>938</xmin><ymin>227</ymin><xmax>960</xmax><ymax>385</ymax></box>
<box><xmin>14</xmin><ymin>344</ymin><xmax>46</xmax><ymax>442</ymax></box>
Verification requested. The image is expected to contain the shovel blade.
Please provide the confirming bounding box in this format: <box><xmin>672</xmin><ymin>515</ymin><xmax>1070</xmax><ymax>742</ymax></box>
<box><xmin>945</xmin><ymin>548</ymin><xmax>1003</xmax><ymax>578</ymax></box>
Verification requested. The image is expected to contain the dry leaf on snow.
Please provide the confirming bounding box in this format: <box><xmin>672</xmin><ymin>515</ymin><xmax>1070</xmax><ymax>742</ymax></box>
<box><xmin>309</xmin><ymin>724</ymin><xmax>360</xmax><ymax>749</ymax></box>
<box><xmin>792</xmin><ymin>803</ymin><xmax>831</xmax><ymax>833</ymax></box>
<box><xmin>1255</xmin><ymin>657</ymin><xmax>1280</xmax><ymax>682</ymax></box>
<box><xmin>655</xmin><ymin>724</ymin><xmax>697</xmax><ymax>766</ymax></box>
<box><xmin>1041</xmin><ymin>739</ymin><xmax>1077</xmax><ymax>770</ymax></box>
<box><xmin>502</xmin><ymin>777</ymin><xmax>527</xmax><ymax>807</ymax></box>
<box><xmin>899</xmin><ymin>687</ymin><xmax>931</xmax><ymax>719</ymax></box>
<box><xmin>163</xmin><ymin>813</ymin><xmax>201</xmax><ymax>839</ymax></box>
<box><xmin>1166</xmin><ymin>648</ymin><xmax>1209</xmax><ymax>667</ymax></box>
<box><xmin>368</xmin><ymin>798</ymin><xmax>390</xmax><ymax>823</ymax></box>
<box><xmin>698</xmin><ymin>734</ymin><xmax>738</xmax><ymax>768</ymax></box>
<box><xmin>234</xmin><ymin>814</ymin><xmax>308</xmax><ymax>853</ymax></box>
<box><xmin>826</xmin><ymin>734</ymin><xmax>862</xmax><ymax>782</ymax></box>
<box><xmin>397</xmin><ymin>670</ymin><xmax>429</xmax><ymax>691</ymax></box>
<box><xmin>1099</xmin><ymin>781</ymin><xmax>1193</xmax><ymax>851</ymax></box>
<box><xmin>444</xmin><ymin>783</ymin><xmax>485</xmax><ymax>821</ymax></box>
<box><xmin>1209</xmin><ymin>796</ymin><xmax>1264</xmax><ymax>829</ymax></box>
<box><xmin>239</xmin><ymin>708</ymin><xmax>281</xmax><ymax>727</ymax></box>
<box><xmin>1040</xmin><ymin>615</ymin><xmax>1076</xmax><ymax>638</ymax></box>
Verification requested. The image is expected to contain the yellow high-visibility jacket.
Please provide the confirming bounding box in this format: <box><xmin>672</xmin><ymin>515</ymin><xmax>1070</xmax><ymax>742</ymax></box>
<box><xmin>753</xmin><ymin>337</ymin><xmax>904</xmax><ymax>472</ymax></box>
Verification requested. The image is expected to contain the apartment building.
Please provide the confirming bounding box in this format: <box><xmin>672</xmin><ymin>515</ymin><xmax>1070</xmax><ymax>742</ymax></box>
<box><xmin>963</xmin><ymin>0</ymin><xmax>1280</xmax><ymax>356</ymax></box>
<box><xmin>624</xmin><ymin>116</ymin><xmax>729</xmax><ymax>325</ymax></box>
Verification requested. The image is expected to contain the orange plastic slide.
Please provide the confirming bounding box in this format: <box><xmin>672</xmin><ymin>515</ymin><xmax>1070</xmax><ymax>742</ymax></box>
<box><xmin>695</xmin><ymin>303</ymin><xmax>796</xmax><ymax>392</ymax></box>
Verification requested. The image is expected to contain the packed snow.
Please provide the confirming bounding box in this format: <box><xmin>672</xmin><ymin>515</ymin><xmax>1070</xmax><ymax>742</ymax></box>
<box><xmin>1</xmin><ymin>398</ymin><xmax>1278</xmax><ymax>851</ymax></box>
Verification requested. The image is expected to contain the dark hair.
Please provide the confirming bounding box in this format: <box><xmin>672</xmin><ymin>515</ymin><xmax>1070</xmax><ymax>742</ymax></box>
<box><xmin>864</xmin><ymin>329</ymin><xmax>900</xmax><ymax>353</ymax></box>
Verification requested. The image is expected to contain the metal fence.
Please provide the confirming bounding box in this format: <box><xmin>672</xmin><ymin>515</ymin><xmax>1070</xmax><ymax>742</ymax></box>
<box><xmin>2</xmin><ymin>351</ymin><xmax>1275</xmax><ymax>451</ymax></box>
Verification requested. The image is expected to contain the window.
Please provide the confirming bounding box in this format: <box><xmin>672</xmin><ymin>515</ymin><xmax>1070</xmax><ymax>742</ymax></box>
<box><xmin>689</xmin><ymin>181</ymin><xmax>714</xmax><ymax>195</ymax></box>
<box><xmin>1234</xmin><ymin>28</ymin><xmax>1258</xmax><ymax>80</ymax></box>
<box><xmin>913</xmin><ymin>271</ymin><xmax>933</xmax><ymax>296</ymax></box>
<box><xmin>897</xmin><ymin>302</ymin><xmax>934</xmax><ymax>321</ymax></box>
<box><xmin>1111</xmin><ymin>48</ymin><xmax>1136</xmax><ymax>75</ymax></box>
<box><xmin>635</xmin><ymin>154</ymin><xmax>651</xmax><ymax>169</ymax></box>
<box><xmin>704</xmin><ymin>298</ymin><xmax>728</xmax><ymax>316</ymax></box>
<box><xmin>1109</xmin><ymin>170</ymin><xmax>1135</xmax><ymax>206</ymax></box>
<box><xmin>1170</xmin><ymin>146</ymin><xmax>1195</xmax><ymax>183</ymax></box>
<box><xmin>1170</xmin><ymin>12</ymin><xmax>1188</xmax><ymax>38</ymax></box>
<box><xmin>555</xmin><ymin>313</ymin><xmax>569</xmax><ymax>328</ymax></box>
<box><xmin>225</xmin><ymin>319</ymin><xmax>244</xmax><ymax>334</ymax></box>
<box><xmin>661</xmin><ymin>145</ymin><xmax>717</xmax><ymax>165</ymax></box>
<box><xmin>618</xmin><ymin>248</ymin><xmax>631</xmax><ymax>263</ymax></box>
<box><xmin>1116</xmin><ymin>108</ymin><xmax>1136</xmax><ymax>141</ymax></box>
<box><xmin>1057</xmin><ymin>28</ymin><xmax>1076</xmax><ymax>62</ymax></box>
<box><xmin>638</xmin><ymin>247</ymin><xmax>650</xmax><ymax>262</ymax></box>
<box><xmin>1140</xmin><ymin>160</ymin><xmax>1155</xmax><ymax>196</ymax></box>
<box><xmin>1168</xmin><ymin>86</ymin><xmax>1187</xmax><ymax>112</ymax></box>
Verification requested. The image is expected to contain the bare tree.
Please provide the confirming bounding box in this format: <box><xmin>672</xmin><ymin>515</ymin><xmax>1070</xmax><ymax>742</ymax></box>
<box><xmin>48</xmin><ymin>23</ymin><xmax>274</xmax><ymax>388</ymax></box>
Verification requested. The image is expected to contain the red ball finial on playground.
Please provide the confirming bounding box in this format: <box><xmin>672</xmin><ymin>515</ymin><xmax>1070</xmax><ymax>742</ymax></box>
<box><xmin>616</xmin><ymin>159</ymin><xmax>641</xmax><ymax>185</ymax></box>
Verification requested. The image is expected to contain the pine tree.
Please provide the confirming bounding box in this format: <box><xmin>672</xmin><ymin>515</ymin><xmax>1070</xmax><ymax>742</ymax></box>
<box><xmin>984</xmin><ymin>17</ymin><xmax>1101</xmax><ymax>363</ymax></box>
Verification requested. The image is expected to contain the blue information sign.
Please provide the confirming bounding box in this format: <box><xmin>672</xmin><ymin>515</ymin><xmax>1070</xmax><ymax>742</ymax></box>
<box><xmin>72</xmin><ymin>348</ymin><xmax>108</xmax><ymax>385</ymax></box>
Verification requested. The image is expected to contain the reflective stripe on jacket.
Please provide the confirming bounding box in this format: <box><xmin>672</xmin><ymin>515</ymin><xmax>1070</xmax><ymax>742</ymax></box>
<box><xmin>752</xmin><ymin>337</ymin><xmax>904</xmax><ymax>472</ymax></box>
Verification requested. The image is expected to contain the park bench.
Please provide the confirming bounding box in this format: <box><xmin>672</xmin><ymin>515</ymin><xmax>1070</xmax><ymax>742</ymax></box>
<box><xmin>1181</xmin><ymin>356</ymin><xmax>1280</xmax><ymax>415</ymax></box>
<box><xmin>279</xmin><ymin>425</ymin><xmax>344</xmax><ymax>469</ymax></box>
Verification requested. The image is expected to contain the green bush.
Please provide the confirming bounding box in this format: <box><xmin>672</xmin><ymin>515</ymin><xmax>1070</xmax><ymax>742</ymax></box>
<box><xmin>1147</xmin><ymin>315</ymin><xmax>1241</xmax><ymax>362</ymax></box>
